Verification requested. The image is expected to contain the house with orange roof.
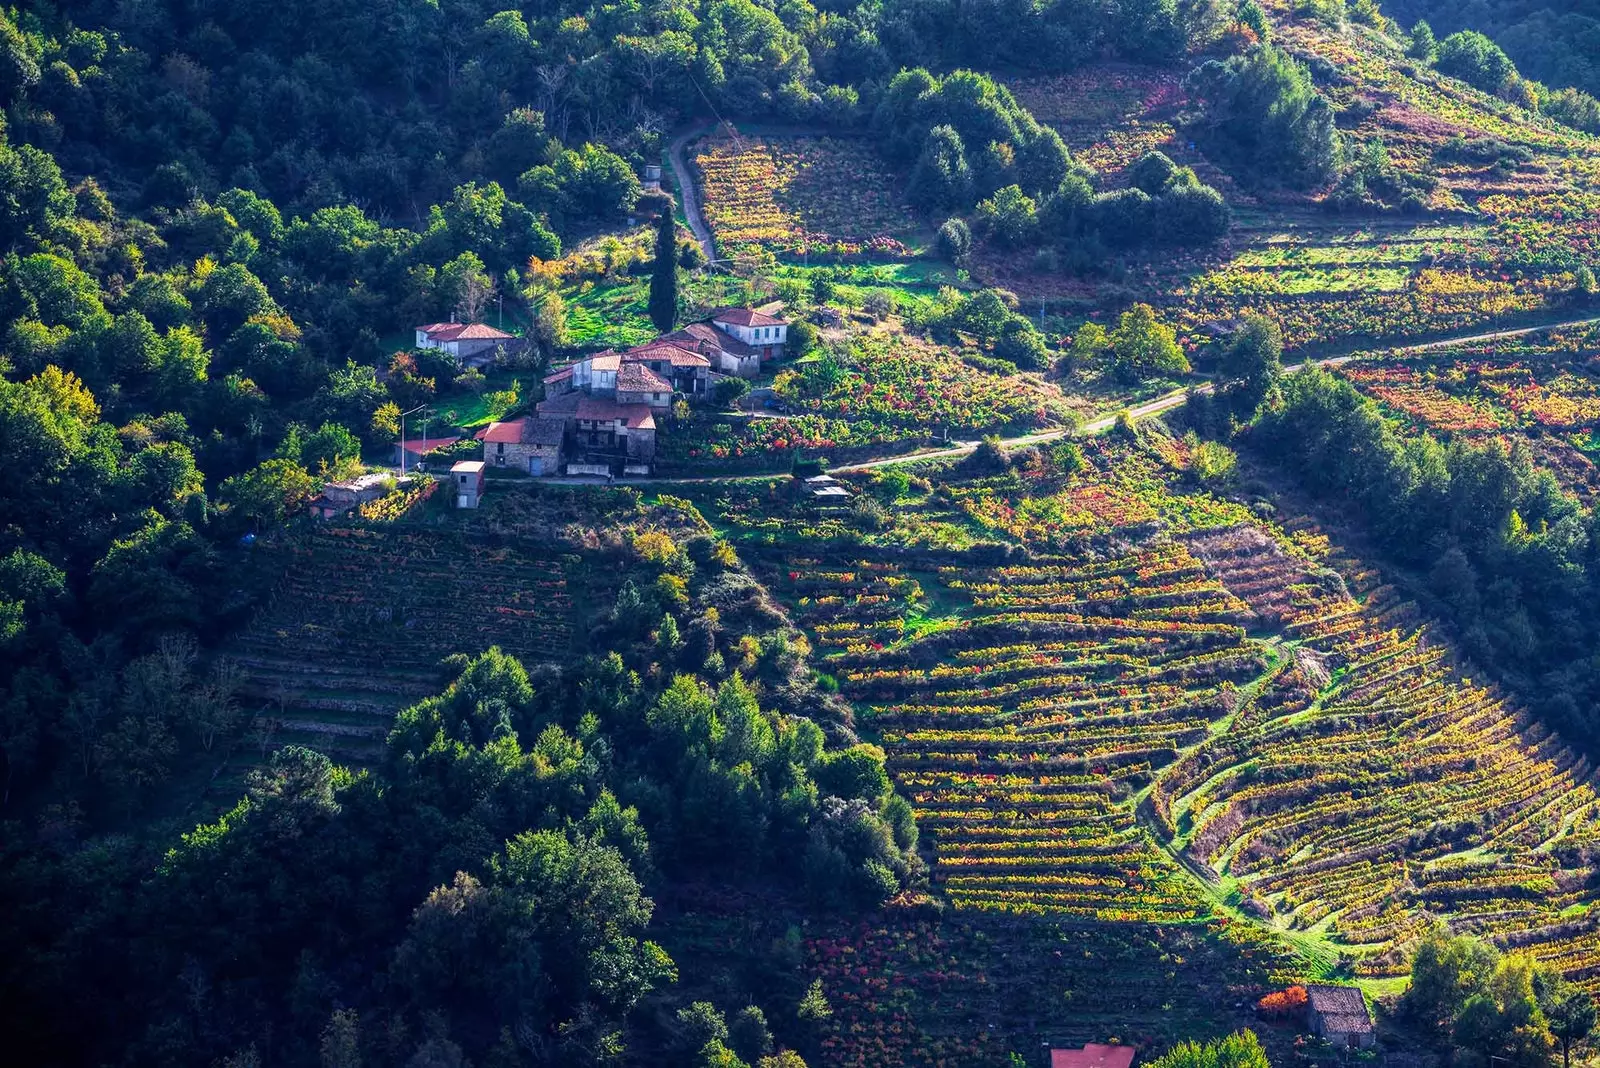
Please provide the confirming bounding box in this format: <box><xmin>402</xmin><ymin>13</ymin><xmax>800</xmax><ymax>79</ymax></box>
<box><xmin>414</xmin><ymin>321</ymin><xmax>516</xmax><ymax>366</ymax></box>
<box><xmin>474</xmin><ymin>415</ymin><xmax>566</xmax><ymax>476</ymax></box>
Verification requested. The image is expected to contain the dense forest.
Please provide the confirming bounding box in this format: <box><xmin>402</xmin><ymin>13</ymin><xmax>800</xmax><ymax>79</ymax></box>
<box><xmin>2</xmin><ymin>492</ymin><xmax>923</xmax><ymax>1065</ymax></box>
<box><xmin>1389</xmin><ymin>0</ymin><xmax>1600</xmax><ymax>101</ymax></box>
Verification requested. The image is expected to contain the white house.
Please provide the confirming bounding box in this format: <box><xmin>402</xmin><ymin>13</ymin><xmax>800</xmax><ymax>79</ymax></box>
<box><xmin>710</xmin><ymin>308</ymin><xmax>787</xmax><ymax>361</ymax></box>
<box><xmin>451</xmin><ymin>460</ymin><xmax>485</xmax><ymax>508</ymax></box>
<box><xmin>414</xmin><ymin>322</ymin><xmax>515</xmax><ymax>364</ymax></box>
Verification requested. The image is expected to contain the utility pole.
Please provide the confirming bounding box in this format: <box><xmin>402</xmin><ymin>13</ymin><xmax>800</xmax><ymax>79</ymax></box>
<box><xmin>398</xmin><ymin>403</ymin><xmax>428</xmax><ymax>475</ymax></box>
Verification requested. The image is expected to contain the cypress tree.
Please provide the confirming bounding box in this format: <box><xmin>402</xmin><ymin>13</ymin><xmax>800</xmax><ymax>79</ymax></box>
<box><xmin>649</xmin><ymin>203</ymin><xmax>678</xmax><ymax>331</ymax></box>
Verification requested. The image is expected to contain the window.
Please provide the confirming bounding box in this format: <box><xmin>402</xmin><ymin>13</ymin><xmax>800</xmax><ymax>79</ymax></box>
<box><xmin>496</xmin><ymin>442</ymin><xmax>504</xmax><ymax>454</ymax></box>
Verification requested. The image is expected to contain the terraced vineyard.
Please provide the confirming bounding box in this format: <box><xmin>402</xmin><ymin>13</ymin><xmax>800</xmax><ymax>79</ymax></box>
<box><xmin>1000</xmin><ymin>14</ymin><xmax>1600</xmax><ymax>351</ymax></box>
<box><xmin>691</xmin><ymin>132</ymin><xmax>922</xmax><ymax>258</ymax></box>
<box><xmin>1335</xmin><ymin>321</ymin><xmax>1600</xmax><ymax>498</ymax></box>
<box><xmin>230</xmin><ymin>524</ymin><xmax>575</xmax><ymax>763</ymax></box>
<box><xmin>710</xmin><ymin>436</ymin><xmax>1600</xmax><ymax>994</ymax></box>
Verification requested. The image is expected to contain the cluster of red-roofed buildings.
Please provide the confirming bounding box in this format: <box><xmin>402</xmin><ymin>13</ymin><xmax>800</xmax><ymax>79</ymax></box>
<box><xmin>470</xmin><ymin>306</ymin><xmax>788</xmax><ymax>477</ymax></box>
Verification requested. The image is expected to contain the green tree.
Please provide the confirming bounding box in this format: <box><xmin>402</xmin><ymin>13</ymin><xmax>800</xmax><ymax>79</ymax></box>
<box><xmin>936</xmin><ymin>217</ymin><xmax>972</xmax><ymax>263</ymax></box>
<box><xmin>1436</xmin><ymin>31</ymin><xmax>1518</xmax><ymax>95</ymax></box>
<box><xmin>1109</xmin><ymin>303</ymin><xmax>1189</xmax><ymax>382</ymax></box>
<box><xmin>975</xmin><ymin>185</ymin><xmax>1037</xmax><ymax>247</ymax></box>
<box><xmin>1217</xmin><ymin>311</ymin><xmax>1282</xmax><ymax>414</ymax></box>
<box><xmin>1408</xmin><ymin>20</ymin><xmax>1438</xmax><ymax>62</ymax></box>
<box><xmin>650</xmin><ymin>204</ymin><xmax>679</xmax><ymax>332</ymax></box>
<box><xmin>219</xmin><ymin>458</ymin><xmax>317</xmax><ymax>528</ymax></box>
<box><xmin>729</xmin><ymin>1006</ymin><xmax>774</xmax><ymax>1063</ymax></box>
<box><xmin>907</xmin><ymin>125</ymin><xmax>973</xmax><ymax>212</ymax></box>
<box><xmin>1146</xmin><ymin>1031</ymin><xmax>1269</xmax><ymax>1068</ymax></box>
<box><xmin>797</xmin><ymin>979</ymin><xmax>831</xmax><ymax>1021</ymax></box>
<box><xmin>1540</xmin><ymin>978</ymin><xmax>1596</xmax><ymax>1068</ymax></box>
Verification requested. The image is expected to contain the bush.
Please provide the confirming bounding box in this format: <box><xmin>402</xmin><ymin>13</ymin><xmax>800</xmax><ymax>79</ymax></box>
<box><xmin>936</xmin><ymin>217</ymin><xmax>972</xmax><ymax>263</ymax></box>
<box><xmin>713</xmin><ymin>376</ymin><xmax>751</xmax><ymax>407</ymax></box>
<box><xmin>975</xmin><ymin>184</ymin><xmax>1038</xmax><ymax>247</ymax></box>
<box><xmin>1128</xmin><ymin>151</ymin><xmax>1180</xmax><ymax>195</ymax></box>
<box><xmin>1436</xmin><ymin>31</ymin><xmax>1517</xmax><ymax>95</ymax></box>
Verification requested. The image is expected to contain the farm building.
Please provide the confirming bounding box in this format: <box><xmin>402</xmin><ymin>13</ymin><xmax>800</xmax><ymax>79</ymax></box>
<box><xmin>476</xmin><ymin>416</ymin><xmax>565</xmax><ymax>476</ymax></box>
<box><xmin>450</xmin><ymin>460</ymin><xmax>485</xmax><ymax>508</ymax></box>
<box><xmin>535</xmin><ymin>391</ymin><xmax>657</xmax><ymax>470</ymax></box>
<box><xmin>413</xmin><ymin>321</ymin><xmax>515</xmax><ymax>366</ymax></box>
<box><xmin>1050</xmin><ymin>1043</ymin><xmax>1136</xmax><ymax>1068</ymax></box>
<box><xmin>308</xmin><ymin>472</ymin><xmax>391</xmax><ymax>518</ymax></box>
<box><xmin>1305</xmin><ymin>984</ymin><xmax>1375</xmax><ymax>1049</ymax></box>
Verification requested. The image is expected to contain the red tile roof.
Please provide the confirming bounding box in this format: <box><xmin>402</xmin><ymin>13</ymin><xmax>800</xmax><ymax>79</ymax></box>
<box><xmin>576</xmin><ymin>397</ymin><xmax>656</xmax><ymax>430</ymax></box>
<box><xmin>626</xmin><ymin>340</ymin><xmax>713</xmax><ymax>367</ymax></box>
<box><xmin>586</xmin><ymin>350</ymin><xmax>622</xmax><ymax>372</ymax></box>
<box><xmin>1051</xmin><ymin>1046</ymin><xmax>1136</xmax><ymax>1068</ymax></box>
<box><xmin>616</xmin><ymin>362</ymin><xmax>673</xmax><ymax>393</ymax></box>
<box><xmin>451</xmin><ymin>322</ymin><xmax>514</xmax><ymax>340</ymax></box>
<box><xmin>668</xmin><ymin>322</ymin><xmax>757</xmax><ymax>357</ymax></box>
<box><xmin>399</xmin><ymin>435</ymin><xmax>462</xmax><ymax>455</ymax></box>
<box><xmin>543</xmin><ymin>365</ymin><xmax>574</xmax><ymax>386</ymax></box>
<box><xmin>712</xmin><ymin>307</ymin><xmax>786</xmax><ymax>327</ymax></box>
<box><xmin>476</xmin><ymin>418</ymin><xmax>528</xmax><ymax>444</ymax></box>
<box><xmin>419</xmin><ymin>322</ymin><xmax>513</xmax><ymax>342</ymax></box>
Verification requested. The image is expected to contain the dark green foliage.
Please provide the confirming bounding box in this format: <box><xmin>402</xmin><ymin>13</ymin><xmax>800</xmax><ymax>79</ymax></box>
<box><xmin>1254</xmin><ymin>367</ymin><xmax>1600</xmax><ymax>752</ymax></box>
<box><xmin>975</xmin><ymin>184</ymin><xmax>1038</xmax><ymax>246</ymax></box>
<box><xmin>650</xmin><ymin>205</ymin><xmax>679</xmax><ymax>332</ymax></box>
<box><xmin>1128</xmin><ymin>150</ymin><xmax>1180</xmax><ymax>195</ymax></box>
<box><xmin>936</xmin><ymin>216</ymin><xmax>973</xmax><ymax>262</ymax></box>
<box><xmin>994</xmin><ymin>317</ymin><xmax>1049</xmax><ymax>369</ymax></box>
<box><xmin>1408</xmin><ymin>19</ymin><xmax>1438</xmax><ymax>61</ymax></box>
<box><xmin>1402</xmin><ymin>928</ymin><xmax>1595</xmax><ymax>1068</ymax></box>
<box><xmin>1186</xmin><ymin>44</ymin><xmax>1343</xmax><ymax>187</ymax></box>
<box><xmin>1436</xmin><ymin>30</ymin><xmax>1519</xmax><ymax>93</ymax></box>
<box><xmin>1145</xmin><ymin>1030</ymin><xmax>1271</xmax><ymax>1068</ymax></box>
<box><xmin>876</xmin><ymin>68</ymin><xmax>1077</xmax><ymax>212</ymax></box>
<box><xmin>907</xmin><ymin>125</ymin><xmax>974</xmax><ymax>211</ymax></box>
<box><xmin>1215</xmin><ymin>311</ymin><xmax>1281</xmax><ymax>417</ymax></box>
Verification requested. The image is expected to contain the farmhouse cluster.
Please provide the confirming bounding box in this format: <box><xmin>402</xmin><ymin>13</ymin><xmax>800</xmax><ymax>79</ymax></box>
<box><xmin>474</xmin><ymin>306</ymin><xmax>788</xmax><ymax>477</ymax></box>
<box><xmin>306</xmin><ymin>307</ymin><xmax>790</xmax><ymax>518</ymax></box>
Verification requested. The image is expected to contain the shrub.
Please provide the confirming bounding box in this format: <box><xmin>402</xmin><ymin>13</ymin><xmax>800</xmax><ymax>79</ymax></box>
<box><xmin>936</xmin><ymin>216</ymin><xmax>972</xmax><ymax>263</ymax></box>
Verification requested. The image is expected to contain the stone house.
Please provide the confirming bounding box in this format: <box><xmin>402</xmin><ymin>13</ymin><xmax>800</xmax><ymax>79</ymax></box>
<box><xmin>308</xmin><ymin>472</ymin><xmax>391</xmax><ymax>519</ymax></box>
<box><xmin>475</xmin><ymin>415</ymin><xmax>566</xmax><ymax>476</ymax></box>
<box><xmin>615</xmin><ymin>361</ymin><xmax>673</xmax><ymax>410</ymax></box>
<box><xmin>534</xmin><ymin>391</ymin><xmax>658</xmax><ymax>468</ymax></box>
<box><xmin>1305</xmin><ymin>984</ymin><xmax>1375</xmax><ymax>1049</ymax></box>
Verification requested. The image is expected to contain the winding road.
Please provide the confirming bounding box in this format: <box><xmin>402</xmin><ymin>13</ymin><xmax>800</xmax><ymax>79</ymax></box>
<box><xmin>830</xmin><ymin>313</ymin><xmax>1600</xmax><ymax>473</ymax></box>
<box><xmin>531</xmin><ymin>312</ymin><xmax>1600</xmax><ymax>485</ymax></box>
<box><xmin>666</xmin><ymin>127</ymin><xmax>717</xmax><ymax>262</ymax></box>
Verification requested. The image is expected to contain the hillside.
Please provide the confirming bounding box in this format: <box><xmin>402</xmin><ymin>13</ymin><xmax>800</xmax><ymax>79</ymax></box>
<box><xmin>701</xmin><ymin>436</ymin><xmax>1600</xmax><ymax>997</ymax></box>
<box><xmin>9</xmin><ymin>0</ymin><xmax>1600</xmax><ymax>1065</ymax></box>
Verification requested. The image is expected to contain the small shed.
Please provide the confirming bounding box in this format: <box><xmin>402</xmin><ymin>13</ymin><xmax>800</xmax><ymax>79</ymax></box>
<box><xmin>451</xmin><ymin>460</ymin><xmax>486</xmax><ymax>509</ymax></box>
<box><xmin>1306</xmin><ymin>984</ymin><xmax>1375</xmax><ymax>1049</ymax></box>
<box><xmin>1051</xmin><ymin>1044</ymin><xmax>1136</xmax><ymax>1068</ymax></box>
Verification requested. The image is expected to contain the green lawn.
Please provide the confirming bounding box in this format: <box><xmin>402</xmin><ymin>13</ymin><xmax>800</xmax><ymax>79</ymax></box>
<box><xmin>430</xmin><ymin>371</ymin><xmax>524</xmax><ymax>430</ymax></box>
